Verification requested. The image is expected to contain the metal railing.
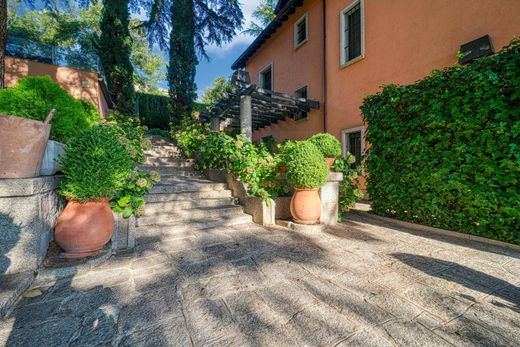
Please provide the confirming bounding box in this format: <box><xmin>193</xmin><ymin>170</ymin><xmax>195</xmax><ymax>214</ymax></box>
<box><xmin>6</xmin><ymin>35</ymin><xmax>104</xmax><ymax>77</ymax></box>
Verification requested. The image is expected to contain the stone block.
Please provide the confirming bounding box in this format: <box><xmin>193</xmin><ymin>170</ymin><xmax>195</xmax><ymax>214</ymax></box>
<box><xmin>204</xmin><ymin>168</ymin><xmax>227</xmax><ymax>183</ymax></box>
<box><xmin>0</xmin><ymin>177</ymin><xmax>63</xmax><ymax>275</ymax></box>
<box><xmin>320</xmin><ymin>172</ymin><xmax>343</xmax><ymax>226</ymax></box>
<box><xmin>112</xmin><ymin>214</ymin><xmax>136</xmax><ymax>253</ymax></box>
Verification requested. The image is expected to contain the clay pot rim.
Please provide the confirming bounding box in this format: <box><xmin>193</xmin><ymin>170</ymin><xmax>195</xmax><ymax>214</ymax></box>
<box><xmin>293</xmin><ymin>187</ymin><xmax>320</xmax><ymax>192</ymax></box>
<box><xmin>66</xmin><ymin>197</ymin><xmax>111</xmax><ymax>204</ymax></box>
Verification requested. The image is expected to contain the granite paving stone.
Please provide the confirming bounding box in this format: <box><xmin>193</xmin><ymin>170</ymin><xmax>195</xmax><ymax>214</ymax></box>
<box><xmin>1</xmin><ymin>215</ymin><xmax>520</xmax><ymax>346</ymax></box>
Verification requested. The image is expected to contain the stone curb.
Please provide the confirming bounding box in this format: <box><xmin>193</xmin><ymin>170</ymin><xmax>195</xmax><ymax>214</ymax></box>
<box><xmin>348</xmin><ymin>209</ymin><xmax>520</xmax><ymax>253</ymax></box>
<box><xmin>276</xmin><ymin>220</ymin><xmax>326</xmax><ymax>233</ymax></box>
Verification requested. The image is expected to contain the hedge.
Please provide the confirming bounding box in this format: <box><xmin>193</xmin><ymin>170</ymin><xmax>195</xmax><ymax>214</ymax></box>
<box><xmin>137</xmin><ymin>92</ymin><xmax>171</xmax><ymax>130</ymax></box>
<box><xmin>361</xmin><ymin>39</ymin><xmax>520</xmax><ymax>244</ymax></box>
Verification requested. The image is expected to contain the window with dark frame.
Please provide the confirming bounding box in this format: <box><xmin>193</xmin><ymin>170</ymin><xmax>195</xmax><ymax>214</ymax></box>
<box><xmin>295</xmin><ymin>15</ymin><xmax>307</xmax><ymax>47</ymax></box>
<box><xmin>294</xmin><ymin>86</ymin><xmax>308</xmax><ymax>121</ymax></box>
<box><xmin>260</xmin><ymin>65</ymin><xmax>272</xmax><ymax>90</ymax></box>
<box><xmin>343</xmin><ymin>2</ymin><xmax>362</xmax><ymax>64</ymax></box>
<box><xmin>347</xmin><ymin>131</ymin><xmax>362</xmax><ymax>165</ymax></box>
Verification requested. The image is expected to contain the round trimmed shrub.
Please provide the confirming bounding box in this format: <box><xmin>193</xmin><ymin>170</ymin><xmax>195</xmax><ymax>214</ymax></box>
<box><xmin>59</xmin><ymin>125</ymin><xmax>135</xmax><ymax>202</ymax></box>
<box><xmin>308</xmin><ymin>133</ymin><xmax>342</xmax><ymax>158</ymax></box>
<box><xmin>0</xmin><ymin>76</ymin><xmax>100</xmax><ymax>143</ymax></box>
<box><xmin>286</xmin><ymin>141</ymin><xmax>328</xmax><ymax>189</ymax></box>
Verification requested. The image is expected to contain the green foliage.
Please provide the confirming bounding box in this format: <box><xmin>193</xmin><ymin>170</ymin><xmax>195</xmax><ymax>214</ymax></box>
<box><xmin>137</xmin><ymin>92</ymin><xmax>171</xmax><ymax>130</ymax></box>
<box><xmin>198</xmin><ymin>131</ymin><xmax>236</xmax><ymax>169</ymax></box>
<box><xmin>308</xmin><ymin>133</ymin><xmax>342</xmax><ymax>158</ymax></box>
<box><xmin>244</xmin><ymin>0</ymin><xmax>277</xmax><ymax>36</ymax></box>
<box><xmin>0</xmin><ymin>76</ymin><xmax>99</xmax><ymax>143</ymax></box>
<box><xmin>261</xmin><ymin>135</ymin><xmax>277</xmax><ymax>154</ymax></box>
<box><xmin>332</xmin><ymin>156</ymin><xmax>364</xmax><ymax>222</ymax></box>
<box><xmin>201</xmin><ymin>76</ymin><xmax>233</xmax><ymax>114</ymax></box>
<box><xmin>361</xmin><ymin>39</ymin><xmax>520</xmax><ymax>244</ymax></box>
<box><xmin>59</xmin><ymin>125</ymin><xmax>135</xmax><ymax>202</ymax></box>
<box><xmin>111</xmin><ymin>170</ymin><xmax>161</xmax><ymax>217</ymax></box>
<box><xmin>286</xmin><ymin>141</ymin><xmax>328</xmax><ymax>189</ymax></box>
<box><xmin>172</xmin><ymin>121</ymin><xmax>210</xmax><ymax>158</ymax></box>
<box><xmin>105</xmin><ymin>112</ymin><xmax>151</xmax><ymax>163</ymax></box>
<box><xmin>99</xmin><ymin>0</ymin><xmax>135</xmax><ymax>114</ymax></box>
<box><xmin>147</xmin><ymin>128</ymin><xmax>171</xmax><ymax>138</ymax></box>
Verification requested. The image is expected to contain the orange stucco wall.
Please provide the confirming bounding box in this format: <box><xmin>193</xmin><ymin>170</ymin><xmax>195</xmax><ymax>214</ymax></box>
<box><xmin>248</xmin><ymin>0</ymin><xmax>520</xmax><ymax>144</ymax></box>
<box><xmin>248</xmin><ymin>0</ymin><xmax>325</xmax><ymax>143</ymax></box>
<box><xmin>5</xmin><ymin>56</ymin><xmax>109</xmax><ymax>117</ymax></box>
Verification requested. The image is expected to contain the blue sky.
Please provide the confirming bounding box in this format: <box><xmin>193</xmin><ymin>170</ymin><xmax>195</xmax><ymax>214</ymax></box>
<box><xmin>195</xmin><ymin>0</ymin><xmax>257</xmax><ymax>98</ymax></box>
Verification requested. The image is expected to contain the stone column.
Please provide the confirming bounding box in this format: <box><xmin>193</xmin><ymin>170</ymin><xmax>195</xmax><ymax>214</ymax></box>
<box><xmin>210</xmin><ymin>117</ymin><xmax>221</xmax><ymax>131</ymax></box>
<box><xmin>240</xmin><ymin>94</ymin><xmax>252</xmax><ymax>140</ymax></box>
<box><xmin>320</xmin><ymin>172</ymin><xmax>343</xmax><ymax>225</ymax></box>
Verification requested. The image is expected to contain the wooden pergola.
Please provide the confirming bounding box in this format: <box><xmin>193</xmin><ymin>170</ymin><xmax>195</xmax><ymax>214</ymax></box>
<box><xmin>200</xmin><ymin>71</ymin><xmax>320</xmax><ymax>140</ymax></box>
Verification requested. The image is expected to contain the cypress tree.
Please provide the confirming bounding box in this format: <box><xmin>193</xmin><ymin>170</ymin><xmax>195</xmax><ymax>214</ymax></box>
<box><xmin>168</xmin><ymin>0</ymin><xmax>197</xmax><ymax>122</ymax></box>
<box><xmin>99</xmin><ymin>0</ymin><xmax>135</xmax><ymax>114</ymax></box>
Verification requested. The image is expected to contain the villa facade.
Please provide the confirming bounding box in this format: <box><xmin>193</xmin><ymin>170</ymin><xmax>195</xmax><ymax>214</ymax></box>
<box><xmin>232</xmin><ymin>0</ymin><xmax>520</xmax><ymax>163</ymax></box>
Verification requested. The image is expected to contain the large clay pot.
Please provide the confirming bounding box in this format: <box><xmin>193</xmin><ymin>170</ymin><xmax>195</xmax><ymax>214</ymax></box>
<box><xmin>54</xmin><ymin>199</ymin><xmax>115</xmax><ymax>258</ymax></box>
<box><xmin>0</xmin><ymin>115</ymin><xmax>52</xmax><ymax>178</ymax></box>
<box><xmin>290</xmin><ymin>188</ymin><xmax>321</xmax><ymax>224</ymax></box>
<box><xmin>326</xmin><ymin>157</ymin><xmax>336</xmax><ymax>169</ymax></box>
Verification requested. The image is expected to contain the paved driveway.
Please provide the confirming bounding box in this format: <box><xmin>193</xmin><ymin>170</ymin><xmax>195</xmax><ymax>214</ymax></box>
<box><xmin>1</xmin><ymin>213</ymin><xmax>519</xmax><ymax>346</ymax></box>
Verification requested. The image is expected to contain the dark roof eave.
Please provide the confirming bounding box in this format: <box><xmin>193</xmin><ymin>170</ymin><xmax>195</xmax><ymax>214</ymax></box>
<box><xmin>231</xmin><ymin>0</ymin><xmax>304</xmax><ymax>70</ymax></box>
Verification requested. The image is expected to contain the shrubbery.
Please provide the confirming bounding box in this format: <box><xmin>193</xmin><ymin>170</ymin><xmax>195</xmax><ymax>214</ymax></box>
<box><xmin>0</xmin><ymin>76</ymin><xmax>99</xmax><ymax>143</ymax></box>
<box><xmin>137</xmin><ymin>92</ymin><xmax>171</xmax><ymax>130</ymax></box>
<box><xmin>286</xmin><ymin>141</ymin><xmax>328</xmax><ymax>189</ymax></box>
<box><xmin>361</xmin><ymin>39</ymin><xmax>520</xmax><ymax>244</ymax></box>
<box><xmin>59</xmin><ymin>125</ymin><xmax>135</xmax><ymax>202</ymax></box>
<box><xmin>308</xmin><ymin>133</ymin><xmax>342</xmax><ymax>158</ymax></box>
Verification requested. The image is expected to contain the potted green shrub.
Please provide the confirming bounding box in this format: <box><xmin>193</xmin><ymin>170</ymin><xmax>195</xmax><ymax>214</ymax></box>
<box><xmin>0</xmin><ymin>76</ymin><xmax>100</xmax><ymax>177</ymax></box>
<box><xmin>276</xmin><ymin>140</ymin><xmax>297</xmax><ymax>173</ymax></box>
<box><xmin>308</xmin><ymin>133</ymin><xmax>342</xmax><ymax>169</ymax></box>
<box><xmin>54</xmin><ymin>125</ymin><xmax>134</xmax><ymax>258</ymax></box>
<box><xmin>286</xmin><ymin>141</ymin><xmax>329</xmax><ymax>224</ymax></box>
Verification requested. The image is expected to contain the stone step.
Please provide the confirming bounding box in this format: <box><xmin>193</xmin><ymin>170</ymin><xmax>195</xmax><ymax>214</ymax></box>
<box><xmin>135</xmin><ymin>216</ymin><xmax>253</xmax><ymax>244</ymax></box>
<box><xmin>145</xmin><ymin>190</ymin><xmax>232</xmax><ymax>203</ymax></box>
<box><xmin>0</xmin><ymin>272</ymin><xmax>34</xmax><ymax>318</ymax></box>
<box><xmin>143</xmin><ymin>198</ymin><xmax>236</xmax><ymax>216</ymax></box>
<box><xmin>141</xmin><ymin>167</ymin><xmax>201</xmax><ymax>177</ymax></box>
<box><xmin>150</xmin><ymin>182</ymin><xmax>228</xmax><ymax>194</ymax></box>
<box><xmin>143</xmin><ymin>157</ymin><xmax>195</xmax><ymax>168</ymax></box>
<box><xmin>137</xmin><ymin>206</ymin><xmax>245</xmax><ymax>226</ymax></box>
<box><xmin>156</xmin><ymin>176</ymin><xmax>218</xmax><ymax>185</ymax></box>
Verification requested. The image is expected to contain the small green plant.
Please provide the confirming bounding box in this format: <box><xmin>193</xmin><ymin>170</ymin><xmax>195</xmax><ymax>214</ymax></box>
<box><xmin>286</xmin><ymin>141</ymin><xmax>328</xmax><ymax>189</ymax></box>
<box><xmin>0</xmin><ymin>76</ymin><xmax>100</xmax><ymax>143</ymax></box>
<box><xmin>59</xmin><ymin>125</ymin><xmax>135</xmax><ymax>202</ymax></box>
<box><xmin>105</xmin><ymin>112</ymin><xmax>151</xmax><ymax>163</ymax></box>
<box><xmin>332</xmin><ymin>155</ymin><xmax>364</xmax><ymax>222</ymax></box>
<box><xmin>308</xmin><ymin>133</ymin><xmax>342</xmax><ymax>158</ymax></box>
<box><xmin>147</xmin><ymin>128</ymin><xmax>171</xmax><ymax>138</ymax></box>
<box><xmin>111</xmin><ymin>170</ymin><xmax>161</xmax><ymax>217</ymax></box>
<box><xmin>172</xmin><ymin>121</ymin><xmax>210</xmax><ymax>158</ymax></box>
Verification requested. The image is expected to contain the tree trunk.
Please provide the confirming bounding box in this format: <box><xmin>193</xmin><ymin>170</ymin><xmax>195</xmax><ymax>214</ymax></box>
<box><xmin>168</xmin><ymin>0</ymin><xmax>197</xmax><ymax>123</ymax></box>
<box><xmin>0</xmin><ymin>0</ymin><xmax>8</xmax><ymax>89</ymax></box>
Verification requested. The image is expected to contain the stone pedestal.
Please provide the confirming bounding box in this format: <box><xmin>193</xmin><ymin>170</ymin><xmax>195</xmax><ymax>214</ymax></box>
<box><xmin>320</xmin><ymin>172</ymin><xmax>343</xmax><ymax>226</ymax></box>
<box><xmin>0</xmin><ymin>176</ymin><xmax>64</xmax><ymax>275</ymax></box>
<box><xmin>112</xmin><ymin>214</ymin><xmax>136</xmax><ymax>253</ymax></box>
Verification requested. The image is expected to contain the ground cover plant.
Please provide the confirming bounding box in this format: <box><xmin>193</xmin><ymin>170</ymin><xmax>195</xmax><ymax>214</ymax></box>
<box><xmin>362</xmin><ymin>39</ymin><xmax>520</xmax><ymax>244</ymax></box>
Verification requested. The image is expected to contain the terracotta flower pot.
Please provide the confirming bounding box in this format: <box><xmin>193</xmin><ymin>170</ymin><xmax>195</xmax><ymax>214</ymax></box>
<box><xmin>0</xmin><ymin>115</ymin><xmax>52</xmax><ymax>178</ymax></box>
<box><xmin>278</xmin><ymin>165</ymin><xmax>287</xmax><ymax>173</ymax></box>
<box><xmin>290</xmin><ymin>188</ymin><xmax>321</xmax><ymax>224</ymax></box>
<box><xmin>54</xmin><ymin>199</ymin><xmax>115</xmax><ymax>258</ymax></box>
<box><xmin>326</xmin><ymin>157</ymin><xmax>336</xmax><ymax>169</ymax></box>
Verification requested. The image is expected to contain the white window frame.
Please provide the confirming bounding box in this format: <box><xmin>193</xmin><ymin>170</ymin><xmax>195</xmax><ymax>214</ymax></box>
<box><xmin>294</xmin><ymin>84</ymin><xmax>309</xmax><ymax>122</ymax></box>
<box><xmin>259</xmin><ymin>63</ymin><xmax>273</xmax><ymax>90</ymax></box>
<box><xmin>341</xmin><ymin>126</ymin><xmax>365</xmax><ymax>159</ymax></box>
<box><xmin>294</xmin><ymin>13</ymin><xmax>309</xmax><ymax>49</ymax></box>
<box><xmin>340</xmin><ymin>0</ymin><xmax>365</xmax><ymax>68</ymax></box>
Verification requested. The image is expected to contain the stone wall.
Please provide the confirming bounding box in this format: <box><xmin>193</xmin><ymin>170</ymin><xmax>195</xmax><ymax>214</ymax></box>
<box><xmin>0</xmin><ymin>176</ymin><xmax>63</xmax><ymax>275</ymax></box>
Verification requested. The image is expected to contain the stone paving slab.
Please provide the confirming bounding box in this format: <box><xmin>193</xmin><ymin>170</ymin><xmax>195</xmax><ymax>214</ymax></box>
<box><xmin>1</xmin><ymin>213</ymin><xmax>520</xmax><ymax>346</ymax></box>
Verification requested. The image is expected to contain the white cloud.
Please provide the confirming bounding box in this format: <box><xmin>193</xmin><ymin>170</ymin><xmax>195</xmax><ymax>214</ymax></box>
<box><xmin>205</xmin><ymin>0</ymin><xmax>259</xmax><ymax>57</ymax></box>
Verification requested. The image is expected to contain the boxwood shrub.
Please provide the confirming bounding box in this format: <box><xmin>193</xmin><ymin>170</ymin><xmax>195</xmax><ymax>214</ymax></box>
<box><xmin>0</xmin><ymin>76</ymin><xmax>100</xmax><ymax>143</ymax></box>
<box><xmin>308</xmin><ymin>133</ymin><xmax>342</xmax><ymax>158</ymax></box>
<box><xmin>286</xmin><ymin>141</ymin><xmax>328</xmax><ymax>189</ymax></box>
<box><xmin>361</xmin><ymin>39</ymin><xmax>520</xmax><ymax>244</ymax></box>
<box><xmin>59</xmin><ymin>125</ymin><xmax>135</xmax><ymax>202</ymax></box>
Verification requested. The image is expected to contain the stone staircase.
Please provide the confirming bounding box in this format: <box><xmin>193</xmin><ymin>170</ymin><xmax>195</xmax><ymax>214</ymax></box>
<box><xmin>135</xmin><ymin>137</ymin><xmax>252</xmax><ymax>245</ymax></box>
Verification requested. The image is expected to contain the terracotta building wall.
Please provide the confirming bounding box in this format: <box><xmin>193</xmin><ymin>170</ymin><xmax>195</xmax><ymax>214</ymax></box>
<box><xmin>248</xmin><ymin>0</ymin><xmax>325</xmax><ymax>143</ymax></box>
<box><xmin>4</xmin><ymin>56</ymin><xmax>109</xmax><ymax>117</ymax></box>
<box><xmin>249</xmin><ymin>0</ymin><xmax>520</xmax><ymax>144</ymax></box>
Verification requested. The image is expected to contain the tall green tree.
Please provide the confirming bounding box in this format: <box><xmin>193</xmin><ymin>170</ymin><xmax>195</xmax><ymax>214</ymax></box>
<box><xmin>201</xmin><ymin>76</ymin><xmax>232</xmax><ymax>113</ymax></box>
<box><xmin>0</xmin><ymin>0</ymin><xmax>7</xmax><ymax>88</ymax></box>
<box><xmin>244</xmin><ymin>0</ymin><xmax>276</xmax><ymax>36</ymax></box>
<box><xmin>98</xmin><ymin>0</ymin><xmax>135</xmax><ymax>114</ymax></box>
<box><xmin>146</xmin><ymin>0</ymin><xmax>243</xmax><ymax>122</ymax></box>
